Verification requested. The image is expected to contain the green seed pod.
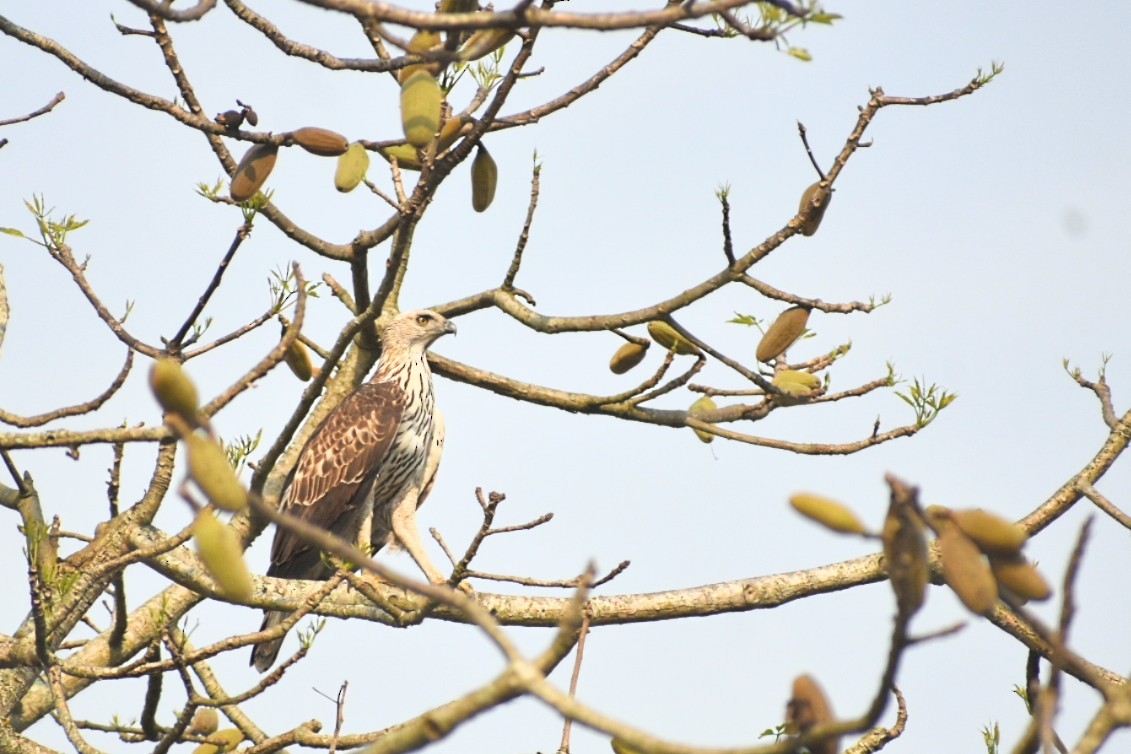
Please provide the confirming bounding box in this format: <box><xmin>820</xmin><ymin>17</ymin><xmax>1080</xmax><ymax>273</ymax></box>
<box><xmin>193</xmin><ymin>727</ymin><xmax>245</xmax><ymax>754</ymax></box>
<box><xmin>950</xmin><ymin>508</ymin><xmax>1028</xmax><ymax>555</ymax></box>
<box><xmin>379</xmin><ymin>144</ymin><xmax>422</xmax><ymax>171</ymax></box>
<box><xmin>185</xmin><ymin>432</ymin><xmax>248</xmax><ymax>512</ymax></box>
<box><xmin>187</xmin><ymin>708</ymin><xmax>219</xmax><ymax>736</ymax></box>
<box><xmin>647</xmin><ymin>321</ymin><xmax>700</xmax><ymax>356</ymax></box>
<box><xmin>989</xmin><ymin>553</ymin><xmax>1052</xmax><ymax>602</ymax></box>
<box><xmin>193</xmin><ymin>512</ymin><xmax>253</xmax><ymax>602</ymax></box>
<box><xmin>400</xmin><ymin>69</ymin><xmax>442</xmax><ymax>147</ymax></box>
<box><xmin>609</xmin><ymin>342</ymin><xmax>648</xmax><ymax>374</ymax></box>
<box><xmin>150</xmin><ymin>358</ymin><xmax>200</xmax><ymax>425</ymax></box>
<box><xmin>459</xmin><ymin>29</ymin><xmax>516</xmax><ymax>61</ymax></box>
<box><xmin>610</xmin><ymin>740</ymin><xmax>643</xmax><ymax>754</ymax></box>
<box><xmin>437</xmin><ymin>115</ymin><xmax>468</xmax><ymax>151</ymax></box>
<box><xmin>688</xmin><ymin>395</ymin><xmax>718</xmax><ymax>443</ymax></box>
<box><xmin>471</xmin><ymin>145</ymin><xmax>498</xmax><ymax>212</ymax></box>
<box><xmin>937</xmin><ymin>518</ymin><xmax>998</xmax><ymax>615</ymax></box>
<box><xmin>882</xmin><ymin>497</ymin><xmax>928</xmax><ymax>616</ymax></box>
<box><xmin>290</xmin><ymin>127</ymin><xmax>350</xmax><ymax>157</ymax></box>
<box><xmin>407</xmin><ymin>30</ymin><xmax>442</xmax><ymax>54</ymax></box>
<box><xmin>334</xmin><ymin>142</ymin><xmax>370</xmax><ymax>192</ymax></box>
<box><xmin>773</xmin><ymin>369</ymin><xmax>821</xmax><ymax>397</ymax></box>
<box><xmin>790</xmin><ymin>493</ymin><xmax>867</xmax><ymax>535</ymax></box>
<box><xmin>785</xmin><ymin>674</ymin><xmax>839</xmax><ymax>754</ymax></box>
<box><xmin>281</xmin><ymin>325</ymin><xmax>314</xmax><ymax>382</ymax></box>
<box><xmin>798</xmin><ymin>181</ymin><xmax>831</xmax><ymax>236</ymax></box>
<box><xmin>229</xmin><ymin>143</ymin><xmax>278</xmax><ymax>202</ymax></box>
<box><xmin>756</xmin><ymin>306</ymin><xmax>811</xmax><ymax>363</ymax></box>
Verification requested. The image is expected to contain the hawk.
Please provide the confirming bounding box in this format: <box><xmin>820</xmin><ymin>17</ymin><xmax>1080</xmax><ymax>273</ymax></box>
<box><xmin>251</xmin><ymin>309</ymin><xmax>456</xmax><ymax>671</ymax></box>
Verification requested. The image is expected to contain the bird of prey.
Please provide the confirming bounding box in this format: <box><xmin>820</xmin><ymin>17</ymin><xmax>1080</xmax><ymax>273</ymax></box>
<box><xmin>251</xmin><ymin>309</ymin><xmax>456</xmax><ymax>671</ymax></box>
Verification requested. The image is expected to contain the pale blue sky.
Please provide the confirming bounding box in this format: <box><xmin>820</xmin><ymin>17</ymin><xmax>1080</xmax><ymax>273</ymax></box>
<box><xmin>1</xmin><ymin>2</ymin><xmax>1129</xmax><ymax>752</ymax></box>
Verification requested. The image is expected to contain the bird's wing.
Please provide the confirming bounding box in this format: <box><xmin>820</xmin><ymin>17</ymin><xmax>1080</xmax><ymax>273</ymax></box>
<box><xmin>270</xmin><ymin>381</ymin><xmax>406</xmax><ymax>569</ymax></box>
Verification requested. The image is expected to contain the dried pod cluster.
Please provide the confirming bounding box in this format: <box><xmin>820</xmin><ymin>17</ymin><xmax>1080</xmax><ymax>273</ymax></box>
<box><xmin>756</xmin><ymin>306</ymin><xmax>810</xmax><ymax>363</ymax></box>
<box><xmin>925</xmin><ymin>505</ymin><xmax>1048</xmax><ymax>613</ymax></box>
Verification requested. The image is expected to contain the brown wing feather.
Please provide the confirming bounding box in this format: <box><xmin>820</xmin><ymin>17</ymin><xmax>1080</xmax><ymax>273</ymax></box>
<box><xmin>269</xmin><ymin>381</ymin><xmax>406</xmax><ymax>570</ymax></box>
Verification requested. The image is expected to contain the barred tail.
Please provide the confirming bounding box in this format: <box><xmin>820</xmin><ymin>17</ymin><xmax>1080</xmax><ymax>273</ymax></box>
<box><xmin>250</xmin><ymin>610</ymin><xmax>289</xmax><ymax>672</ymax></box>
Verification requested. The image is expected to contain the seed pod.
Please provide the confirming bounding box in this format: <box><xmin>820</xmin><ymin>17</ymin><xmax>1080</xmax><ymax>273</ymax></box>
<box><xmin>193</xmin><ymin>512</ymin><xmax>253</xmax><ymax>601</ymax></box>
<box><xmin>790</xmin><ymin>493</ymin><xmax>867</xmax><ymax>535</ymax></box>
<box><xmin>150</xmin><ymin>358</ymin><xmax>200</xmax><ymax>426</ymax></box>
<box><xmin>229</xmin><ymin>143</ymin><xmax>278</xmax><ymax>202</ymax></box>
<box><xmin>647</xmin><ymin>321</ymin><xmax>700</xmax><ymax>356</ymax></box>
<box><xmin>290</xmin><ymin>127</ymin><xmax>349</xmax><ymax>157</ymax></box>
<box><xmin>335</xmin><ymin>142</ymin><xmax>370</xmax><ymax>192</ymax></box>
<box><xmin>609</xmin><ymin>342</ymin><xmax>647</xmax><ymax>374</ymax></box>
<box><xmin>185</xmin><ymin>432</ymin><xmax>248</xmax><ymax>512</ymax></box>
<box><xmin>798</xmin><ymin>181</ymin><xmax>831</xmax><ymax>236</ymax></box>
<box><xmin>937</xmin><ymin>518</ymin><xmax>998</xmax><ymax>615</ymax></box>
<box><xmin>380</xmin><ymin>144</ymin><xmax>422</xmax><ymax>171</ymax></box>
<box><xmin>610</xmin><ymin>740</ymin><xmax>643</xmax><ymax>754</ymax></box>
<box><xmin>187</xmin><ymin>708</ymin><xmax>219</xmax><ymax>736</ymax></box>
<box><xmin>882</xmin><ymin>497</ymin><xmax>928</xmax><ymax>616</ymax></box>
<box><xmin>688</xmin><ymin>396</ymin><xmax>717</xmax><ymax>443</ymax></box>
<box><xmin>193</xmin><ymin>727</ymin><xmax>245</xmax><ymax>754</ymax></box>
<box><xmin>283</xmin><ymin>338</ymin><xmax>313</xmax><ymax>382</ymax></box>
<box><xmin>756</xmin><ymin>306</ymin><xmax>810</xmax><ymax>363</ymax></box>
<box><xmin>407</xmin><ymin>30</ymin><xmax>442</xmax><ymax>53</ymax></box>
<box><xmin>785</xmin><ymin>675</ymin><xmax>839</xmax><ymax>754</ymax></box>
<box><xmin>989</xmin><ymin>553</ymin><xmax>1052</xmax><ymax>602</ymax></box>
<box><xmin>439</xmin><ymin>0</ymin><xmax>478</xmax><ymax>12</ymax></box>
<box><xmin>437</xmin><ymin>115</ymin><xmax>468</xmax><ymax>151</ymax></box>
<box><xmin>400</xmin><ymin>69</ymin><xmax>442</xmax><ymax>147</ymax></box>
<box><xmin>471</xmin><ymin>145</ymin><xmax>498</xmax><ymax>212</ymax></box>
<box><xmin>950</xmin><ymin>508</ymin><xmax>1028</xmax><ymax>555</ymax></box>
<box><xmin>459</xmin><ymin>29</ymin><xmax>515</xmax><ymax>61</ymax></box>
<box><xmin>773</xmin><ymin>369</ymin><xmax>821</xmax><ymax>397</ymax></box>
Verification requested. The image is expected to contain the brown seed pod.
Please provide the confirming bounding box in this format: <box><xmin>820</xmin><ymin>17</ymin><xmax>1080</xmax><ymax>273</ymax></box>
<box><xmin>647</xmin><ymin>321</ymin><xmax>700</xmax><ymax>356</ymax></box>
<box><xmin>882</xmin><ymin>497</ymin><xmax>929</xmax><ymax>616</ymax></box>
<box><xmin>688</xmin><ymin>396</ymin><xmax>718</xmax><ymax>443</ymax></box>
<box><xmin>785</xmin><ymin>674</ymin><xmax>839</xmax><ymax>754</ymax></box>
<box><xmin>150</xmin><ymin>358</ymin><xmax>199</xmax><ymax>426</ymax></box>
<box><xmin>187</xmin><ymin>708</ymin><xmax>219</xmax><ymax>737</ymax></box>
<box><xmin>790</xmin><ymin>493</ymin><xmax>867</xmax><ymax>535</ymax></box>
<box><xmin>471</xmin><ymin>145</ymin><xmax>498</xmax><ymax>212</ymax></box>
<box><xmin>334</xmin><ymin>142</ymin><xmax>370</xmax><ymax>192</ymax></box>
<box><xmin>290</xmin><ymin>126</ymin><xmax>349</xmax><ymax>157</ymax></box>
<box><xmin>193</xmin><ymin>512</ymin><xmax>253</xmax><ymax>602</ymax></box>
<box><xmin>989</xmin><ymin>552</ymin><xmax>1052</xmax><ymax>602</ymax></box>
<box><xmin>756</xmin><ymin>306</ymin><xmax>811</xmax><ymax>363</ymax></box>
<box><xmin>609</xmin><ymin>342</ymin><xmax>648</xmax><ymax>374</ymax></box>
<box><xmin>773</xmin><ymin>369</ymin><xmax>821</xmax><ymax>397</ymax></box>
<box><xmin>185</xmin><ymin>432</ymin><xmax>248</xmax><ymax>513</ymax></box>
<box><xmin>229</xmin><ymin>143</ymin><xmax>278</xmax><ymax>202</ymax></box>
<box><xmin>949</xmin><ymin>508</ymin><xmax>1028</xmax><ymax>555</ymax></box>
<box><xmin>400</xmin><ymin>69</ymin><xmax>442</xmax><ymax>147</ymax></box>
<box><xmin>937</xmin><ymin>518</ymin><xmax>998</xmax><ymax>615</ymax></box>
<box><xmin>379</xmin><ymin>144</ymin><xmax>423</xmax><ymax>172</ymax></box>
<box><xmin>798</xmin><ymin>181</ymin><xmax>832</xmax><ymax>236</ymax></box>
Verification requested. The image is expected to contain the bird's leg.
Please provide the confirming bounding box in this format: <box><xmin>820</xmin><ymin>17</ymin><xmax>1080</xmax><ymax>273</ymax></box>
<box><xmin>390</xmin><ymin>485</ymin><xmax>450</xmax><ymax>586</ymax></box>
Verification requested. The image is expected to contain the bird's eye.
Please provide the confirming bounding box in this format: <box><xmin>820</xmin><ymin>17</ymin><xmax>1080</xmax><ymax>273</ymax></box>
<box><xmin>416</xmin><ymin>314</ymin><xmax>432</xmax><ymax>325</ymax></box>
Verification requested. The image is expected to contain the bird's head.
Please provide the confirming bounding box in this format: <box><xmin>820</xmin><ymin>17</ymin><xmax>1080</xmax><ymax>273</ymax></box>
<box><xmin>383</xmin><ymin>309</ymin><xmax>457</xmax><ymax>355</ymax></box>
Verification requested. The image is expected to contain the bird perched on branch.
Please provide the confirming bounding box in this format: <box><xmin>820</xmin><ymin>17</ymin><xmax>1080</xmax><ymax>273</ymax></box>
<box><xmin>251</xmin><ymin>309</ymin><xmax>456</xmax><ymax>672</ymax></box>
